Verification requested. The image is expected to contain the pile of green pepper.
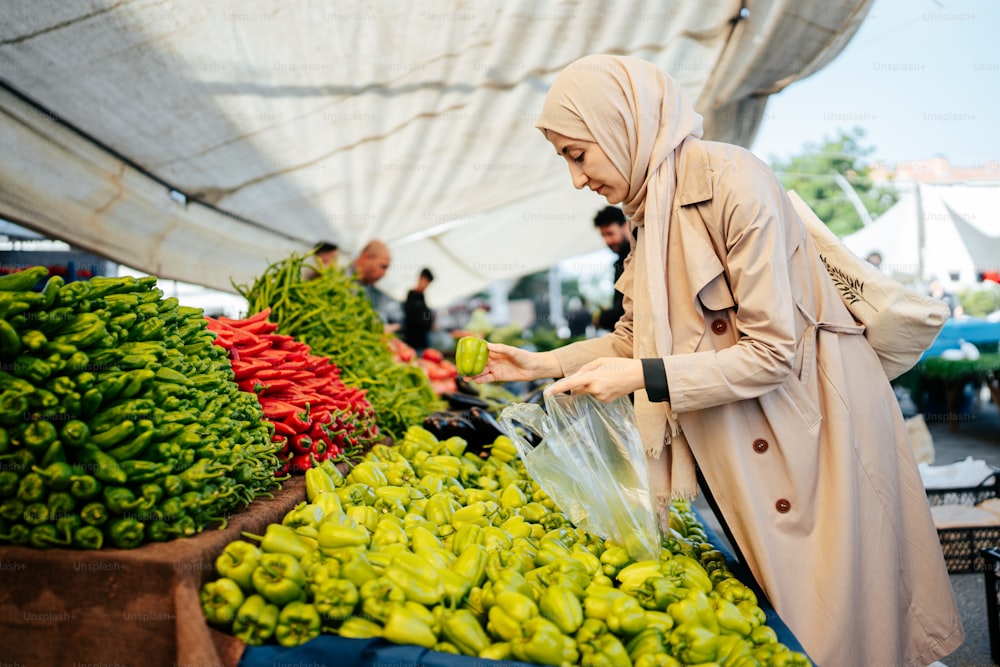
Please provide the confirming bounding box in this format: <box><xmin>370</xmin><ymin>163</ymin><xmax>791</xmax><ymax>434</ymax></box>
<box><xmin>201</xmin><ymin>426</ymin><xmax>812</xmax><ymax>665</ymax></box>
<box><xmin>0</xmin><ymin>268</ymin><xmax>283</xmax><ymax>549</ymax></box>
<box><xmin>237</xmin><ymin>253</ymin><xmax>442</xmax><ymax>442</ymax></box>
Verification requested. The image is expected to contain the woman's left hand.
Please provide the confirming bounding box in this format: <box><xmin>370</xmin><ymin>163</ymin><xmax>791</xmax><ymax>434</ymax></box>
<box><xmin>545</xmin><ymin>357</ymin><xmax>644</xmax><ymax>402</ymax></box>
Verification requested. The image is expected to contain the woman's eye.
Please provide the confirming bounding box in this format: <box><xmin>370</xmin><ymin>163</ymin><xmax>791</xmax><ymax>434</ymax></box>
<box><xmin>572</xmin><ymin>152</ymin><xmax>584</xmax><ymax>163</ymax></box>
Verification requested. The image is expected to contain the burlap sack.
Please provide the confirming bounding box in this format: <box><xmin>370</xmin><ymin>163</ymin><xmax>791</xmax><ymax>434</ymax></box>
<box><xmin>787</xmin><ymin>190</ymin><xmax>951</xmax><ymax>380</ymax></box>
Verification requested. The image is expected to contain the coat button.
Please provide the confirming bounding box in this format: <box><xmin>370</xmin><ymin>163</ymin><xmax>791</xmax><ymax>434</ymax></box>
<box><xmin>752</xmin><ymin>438</ymin><xmax>769</xmax><ymax>453</ymax></box>
<box><xmin>775</xmin><ymin>499</ymin><xmax>791</xmax><ymax>513</ymax></box>
<box><xmin>711</xmin><ymin>319</ymin><xmax>728</xmax><ymax>334</ymax></box>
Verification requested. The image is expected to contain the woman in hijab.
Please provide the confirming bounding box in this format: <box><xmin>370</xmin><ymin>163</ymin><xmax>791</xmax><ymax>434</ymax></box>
<box><xmin>472</xmin><ymin>54</ymin><xmax>962</xmax><ymax>667</ymax></box>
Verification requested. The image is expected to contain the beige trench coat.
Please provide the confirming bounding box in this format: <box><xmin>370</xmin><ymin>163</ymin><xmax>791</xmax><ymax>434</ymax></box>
<box><xmin>553</xmin><ymin>138</ymin><xmax>963</xmax><ymax>667</ymax></box>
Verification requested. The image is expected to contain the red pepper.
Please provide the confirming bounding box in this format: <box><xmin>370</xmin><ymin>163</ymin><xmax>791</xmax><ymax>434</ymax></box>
<box><xmin>259</xmin><ymin>399</ymin><xmax>300</xmax><ymax>419</ymax></box>
<box><xmin>220</xmin><ymin>308</ymin><xmax>271</xmax><ymax>325</ymax></box>
<box><xmin>236</xmin><ymin>338</ymin><xmax>272</xmax><ymax>357</ymax></box>
<box><xmin>290</xmin><ymin>433</ymin><xmax>314</xmax><ymax>455</ymax></box>
<box><xmin>284</xmin><ymin>410</ymin><xmax>311</xmax><ymax>433</ymax></box>
<box><xmin>231</xmin><ymin>359</ymin><xmax>273</xmax><ymax>381</ymax></box>
<box><xmin>235</xmin><ymin>319</ymin><xmax>278</xmax><ymax>335</ymax></box>
<box><xmin>257</xmin><ymin>379</ymin><xmax>296</xmax><ymax>394</ymax></box>
<box><xmin>271</xmin><ymin>420</ymin><xmax>297</xmax><ymax>437</ymax></box>
<box><xmin>206</xmin><ymin>318</ymin><xmax>261</xmax><ymax>345</ymax></box>
<box><xmin>212</xmin><ymin>331</ymin><xmax>235</xmax><ymax>349</ymax></box>
<box><xmin>422</xmin><ymin>348</ymin><xmax>444</xmax><ymax>363</ymax></box>
<box><xmin>289</xmin><ymin>453</ymin><xmax>312</xmax><ymax>472</ymax></box>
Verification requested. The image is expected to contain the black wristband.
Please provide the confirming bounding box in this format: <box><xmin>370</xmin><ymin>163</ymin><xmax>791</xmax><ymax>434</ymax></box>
<box><xmin>641</xmin><ymin>357</ymin><xmax>670</xmax><ymax>403</ymax></box>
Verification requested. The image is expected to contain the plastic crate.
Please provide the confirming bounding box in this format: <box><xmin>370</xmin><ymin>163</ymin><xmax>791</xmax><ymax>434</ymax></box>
<box><xmin>925</xmin><ymin>471</ymin><xmax>1000</xmax><ymax>573</ymax></box>
<box><xmin>984</xmin><ymin>548</ymin><xmax>1000</xmax><ymax>666</ymax></box>
<box><xmin>925</xmin><ymin>472</ymin><xmax>1000</xmax><ymax>506</ymax></box>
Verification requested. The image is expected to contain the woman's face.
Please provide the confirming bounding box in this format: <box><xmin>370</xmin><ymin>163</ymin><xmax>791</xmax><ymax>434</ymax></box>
<box><xmin>544</xmin><ymin>130</ymin><xmax>629</xmax><ymax>205</ymax></box>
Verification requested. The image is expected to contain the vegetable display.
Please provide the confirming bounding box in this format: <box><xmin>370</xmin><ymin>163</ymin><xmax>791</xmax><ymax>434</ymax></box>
<box><xmin>237</xmin><ymin>255</ymin><xmax>442</xmax><ymax>441</ymax></box>
<box><xmin>205</xmin><ymin>309</ymin><xmax>379</xmax><ymax>472</ymax></box>
<box><xmin>0</xmin><ymin>268</ymin><xmax>282</xmax><ymax>549</ymax></box>
<box><xmin>200</xmin><ymin>427</ymin><xmax>812</xmax><ymax>665</ymax></box>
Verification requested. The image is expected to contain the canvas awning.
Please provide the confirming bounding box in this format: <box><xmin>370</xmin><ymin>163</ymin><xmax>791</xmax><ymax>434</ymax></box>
<box><xmin>0</xmin><ymin>0</ymin><xmax>874</xmax><ymax>307</ymax></box>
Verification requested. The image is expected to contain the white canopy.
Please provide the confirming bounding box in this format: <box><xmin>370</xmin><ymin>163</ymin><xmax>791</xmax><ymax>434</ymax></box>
<box><xmin>843</xmin><ymin>181</ymin><xmax>1000</xmax><ymax>287</ymax></box>
<box><xmin>0</xmin><ymin>0</ymin><xmax>873</xmax><ymax>307</ymax></box>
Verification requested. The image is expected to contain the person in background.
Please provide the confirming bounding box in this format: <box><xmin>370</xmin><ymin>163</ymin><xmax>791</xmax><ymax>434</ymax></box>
<box><xmin>302</xmin><ymin>240</ymin><xmax>339</xmax><ymax>280</ymax></box>
<box><xmin>929</xmin><ymin>278</ymin><xmax>962</xmax><ymax>318</ymax></box>
<box><xmin>402</xmin><ymin>267</ymin><xmax>435</xmax><ymax>352</ymax></box>
<box><xmin>565</xmin><ymin>296</ymin><xmax>592</xmax><ymax>338</ymax></box>
<box><xmin>472</xmin><ymin>54</ymin><xmax>962</xmax><ymax>666</ymax></box>
<box><xmin>865</xmin><ymin>250</ymin><xmax>883</xmax><ymax>272</ymax></box>
<box><xmin>349</xmin><ymin>240</ymin><xmax>400</xmax><ymax>331</ymax></box>
<box><xmin>593</xmin><ymin>205</ymin><xmax>631</xmax><ymax>330</ymax></box>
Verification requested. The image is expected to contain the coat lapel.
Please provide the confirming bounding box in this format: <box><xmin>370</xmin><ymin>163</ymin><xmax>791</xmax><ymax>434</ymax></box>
<box><xmin>668</xmin><ymin>139</ymin><xmax>727</xmax><ymax>355</ymax></box>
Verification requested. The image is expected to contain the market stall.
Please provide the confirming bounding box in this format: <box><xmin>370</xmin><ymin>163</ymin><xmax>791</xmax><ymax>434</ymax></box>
<box><xmin>0</xmin><ymin>263</ymin><xmax>812</xmax><ymax>666</ymax></box>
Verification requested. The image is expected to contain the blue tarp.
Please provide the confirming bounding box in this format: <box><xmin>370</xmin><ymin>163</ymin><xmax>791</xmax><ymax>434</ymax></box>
<box><xmin>923</xmin><ymin>317</ymin><xmax>1000</xmax><ymax>359</ymax></box>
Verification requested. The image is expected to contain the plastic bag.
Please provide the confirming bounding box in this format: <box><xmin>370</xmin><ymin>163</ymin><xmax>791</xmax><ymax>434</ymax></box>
<box><xmin>499</xmin><ymin>392</ymin><xmax>661</xmax><ymax>561</ymax></box>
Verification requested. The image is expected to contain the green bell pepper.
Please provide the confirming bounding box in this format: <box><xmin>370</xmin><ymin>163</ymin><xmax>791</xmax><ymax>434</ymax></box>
<box><xmin>338</xmin><ymin>617</ymin><xmax>384</xmax><ymax>639</ymax></box>
<box><xmin>275</xmin><ymin>601</ymin><xmax>321</xmax><ymax>647</ymax></box>
<box><xmin>539</xmin><ymin>583</ymin><xmax>584</xmax><ymax>634</ymax></box>
<box><xmin>216</xmin><ymin>541</ymin><xmax>262</xmax><ymax>591</ymax></box>
<box><xmin>384</xmin><ymin>550</ymin><xmax>444</xmax><ymax>606</ymax></box>
<box><xmin>232</xmin><ymin>594</ymin><xmax>279</xmax><ymax>645</ymax></box>
<box><xmin>486</xmin><ymin>590</ymin><xmax>538</xmax><ymax>641</ymax></box>
<box><xmin>359</xmin><ymin>576</ymin><xmax>407</xmax><ymax>623</ymax></box>
<box><xmin>510</xmin><ymin>616</ymin><xmax>579</xmax><ymax>666</ymax></box>
<box><xmin>441</xmin><ymin>608</ymin><xmax>492</xmax><ymax>656</ymax></box>
<box><xmin>200</xmin><ymin>577</ymin><xmax>246</xmax><ymax>627</ymax></box>
<box><xmin>242</xmin><ymin>523</ymin><xmax>314</xmax><ymax>560</ymax></box>
<box><xmin>669</xmin><ymin>621</ymin><xmax>720</xmax><ymax>664</ymax></box>
<box><xmin>313</xmin><ymin>577</ymin><xmax>359</xmax><ymax>623</ymax></box>
<box><xmin>383</xmin><ymin>602</ymin><xmax>438</xmax><ymax>648</ymax></box>
<box><xmin>252</xmin><ymin>552</ymin><xmax>307</xmax><ymax>606</ymax></box>
<box><xmin>455</xmin><ymin>336</ymin><xmax>489</xmax><ymax>376</ymax></box>
<box><xmin>576</xmin><ymin>617</ymin><xmax>632</xmax><ymax>667</ymax></box>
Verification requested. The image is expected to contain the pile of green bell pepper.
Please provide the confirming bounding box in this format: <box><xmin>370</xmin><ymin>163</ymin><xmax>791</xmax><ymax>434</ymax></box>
<box><xmin>198</xmin><ymin>428</ymin><xmax>813</xmax><ymax>665</ymax></box>
<box><xmin>0</xmin><ymin>270</ymin><xmax>283</xmax><ymax>549</ymax></box>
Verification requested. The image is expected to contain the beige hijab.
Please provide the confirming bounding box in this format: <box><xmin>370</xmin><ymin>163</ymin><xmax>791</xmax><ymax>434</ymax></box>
<box><xmin>536</xmin><ymin>54</ymin><xmax>704</xmax><ymax>500</ymax></box>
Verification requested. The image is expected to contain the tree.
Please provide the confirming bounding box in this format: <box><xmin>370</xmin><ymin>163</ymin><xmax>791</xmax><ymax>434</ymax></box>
<box><xmin>771</xmin><ymin>127</ymin><xmax>898</xmax><ymax>237</ymax></box>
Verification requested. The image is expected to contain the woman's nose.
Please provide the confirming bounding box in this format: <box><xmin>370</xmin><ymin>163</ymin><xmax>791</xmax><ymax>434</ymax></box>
<box><xmin>569</xmin><ymin>164</ymin><xmax>588</xmax><ymax>190</ymax></box>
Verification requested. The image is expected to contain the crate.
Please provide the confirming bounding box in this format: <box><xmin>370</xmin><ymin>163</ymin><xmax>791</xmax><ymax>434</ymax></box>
<box><xmin>925</xmin><ymin>472</ymin><xmax>1000</xmax><ymax>506</ymax></box>
<box><xmin>984</xmin><ymin>548</ymin><xmax>1000</xmax><ymax>667</ymax></box>
<box><xmin>925</xmin><ymin>471</ymin><xmax>1000</xmax><ymax>573</ymax></box>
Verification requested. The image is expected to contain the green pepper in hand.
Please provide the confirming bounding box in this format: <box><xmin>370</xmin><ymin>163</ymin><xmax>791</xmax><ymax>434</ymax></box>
<box><xmin>455</xmin><ymin>336</ymin><xmax>489</xmax><ymax>376</ymax></box>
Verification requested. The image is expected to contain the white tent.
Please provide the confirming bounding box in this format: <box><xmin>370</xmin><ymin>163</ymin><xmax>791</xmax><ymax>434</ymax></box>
<box><xmin>843</xmin><ymin>181</ymin><xmax>1000</xmax><ymax>288</ymax></box>
<box><xmin>1</xmin><ymin>0</ymin><xmax>874</xmax><ymax>307</ymax></box>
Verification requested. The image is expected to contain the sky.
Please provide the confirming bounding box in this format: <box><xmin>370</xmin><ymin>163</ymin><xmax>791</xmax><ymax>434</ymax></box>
<box><xmin>749</xmin><ymin>0</ymin><xmax>1000</xmax><ymax>170</ymax></box>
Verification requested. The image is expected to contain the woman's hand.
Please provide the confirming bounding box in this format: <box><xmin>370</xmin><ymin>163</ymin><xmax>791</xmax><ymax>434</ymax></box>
<box><xmin>545</xmin><ymin>357</ymin><xmax>644</xmax><ymax>402</ymax></box>
<box><xmin>470</xmin><ymin>343</ymin><xmax>562</xmax><ymax>384</ymax></box>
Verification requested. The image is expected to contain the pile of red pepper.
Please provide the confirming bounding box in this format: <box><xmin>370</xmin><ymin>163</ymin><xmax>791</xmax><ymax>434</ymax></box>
<box><xmin>206</xmin><ymin>309</ymin><xmax>379</xmax><ymax>473</ymax></box>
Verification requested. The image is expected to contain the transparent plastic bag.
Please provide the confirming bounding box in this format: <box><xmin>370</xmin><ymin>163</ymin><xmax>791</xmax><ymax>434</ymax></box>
<box><xmin>499</xmin><ymin>392</ymin><xmax>661</xmax><ymax>561</ymax></box>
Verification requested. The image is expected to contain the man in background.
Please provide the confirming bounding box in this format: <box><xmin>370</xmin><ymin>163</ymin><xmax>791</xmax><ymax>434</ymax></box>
<box><xmin>592</xmin><ymin>206</ymin><xmax>630</xmax><ymax>331</ymax></box>
<box><xmin>402</xmin><ymin>267</ymin><xmax>435</xmax><ymax>352</ymax></box>
<box><xmin>350</xmin><ymin>240</ymin><xmax>400</xmax><ymax>330</ymax></box>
